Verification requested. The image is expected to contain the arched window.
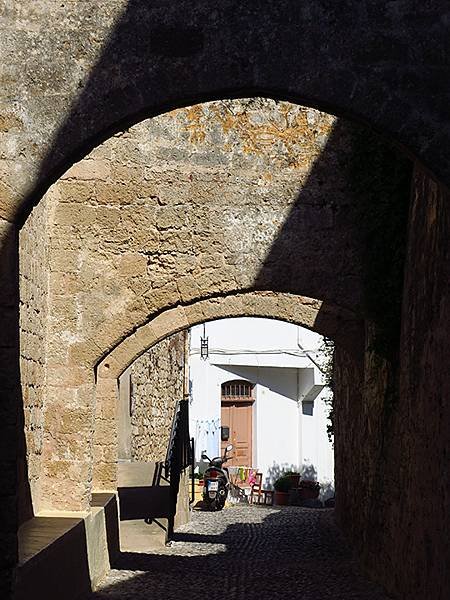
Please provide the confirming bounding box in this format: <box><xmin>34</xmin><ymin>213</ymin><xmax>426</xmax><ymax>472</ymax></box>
<box><xmin>221</xmin><ymin>379</ymin><xmax>254</xmax><ymax>399</ymax></box>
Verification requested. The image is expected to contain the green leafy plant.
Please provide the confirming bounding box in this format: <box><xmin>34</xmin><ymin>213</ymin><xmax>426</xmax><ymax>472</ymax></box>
<box><xmin>299</xmin><ymin>479</ymin><xmax>320</xmax><ymax>491</ymax></box>
<box><xmin>320</xmin><ymin>337</ymin><xmax>335</xmax><ymax>442</ymax></box>
<box><xmin>274</xmin><ymin>475</ymin><xmax>293</xmax><ymax>493</ymax></box>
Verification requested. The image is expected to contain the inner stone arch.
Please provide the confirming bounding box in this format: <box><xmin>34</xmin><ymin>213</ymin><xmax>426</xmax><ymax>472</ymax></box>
<box><xmin>18</xmin><ymin>96</ymin><xmax>401</xmax><ymax>513</ymax></box>
<box><xmin>93</xmin><ymin>290</ymin><xmax>356</xmax><ymax>491</ymax></box>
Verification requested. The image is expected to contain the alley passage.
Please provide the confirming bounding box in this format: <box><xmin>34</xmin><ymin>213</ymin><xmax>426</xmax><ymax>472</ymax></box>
<box><xmin>91</xmin><ymin>506</ymin><xmax>389</xmax><ymax>600</ymax></box>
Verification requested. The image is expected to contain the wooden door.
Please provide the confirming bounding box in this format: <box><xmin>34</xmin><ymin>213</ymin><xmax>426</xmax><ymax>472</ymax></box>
<box><xmin>221</xmin><ymin>401</ymin><xmax>253</xmax><ymax>467</ymax></box>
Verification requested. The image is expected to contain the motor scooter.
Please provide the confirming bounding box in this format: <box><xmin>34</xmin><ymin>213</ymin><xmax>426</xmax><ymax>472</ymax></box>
<box><xmin>201</xmin><ymin>444</ymin><xmax>233</xmax><ymax>511</ymax></box>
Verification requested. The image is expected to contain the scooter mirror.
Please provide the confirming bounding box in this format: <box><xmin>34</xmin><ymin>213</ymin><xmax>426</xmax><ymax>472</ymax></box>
<box><xmin>226</xmin><ymin>444</ymin><xmax>233</xmax><ymax>452</ymax></box>
<box><xmin>201</xmin><ymin>453</ymin><xmax>208</xmax><ymax>460</ymax></box>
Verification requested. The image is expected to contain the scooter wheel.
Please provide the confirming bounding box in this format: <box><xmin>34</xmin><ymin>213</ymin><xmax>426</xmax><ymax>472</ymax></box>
<box><xmin>213</xmin><ymin>494</ymin><xmax>226</xmax><ymax>511</ymax></box>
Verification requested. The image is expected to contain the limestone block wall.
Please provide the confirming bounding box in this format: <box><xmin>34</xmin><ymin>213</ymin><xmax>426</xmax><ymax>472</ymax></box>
<box><xmin>333</xmin><ymin>165</ymin><xmax>450</xmax><ymax>599</ymax></box>
<box><xmin>43</xmin><ymin>98</ymin><xmax>361</xmax><ymax>375</ymax></box>
<box><xmin>28</xmin><ymin>99</ymin><xmax>366</xmax><ymax>510</ymax></box>
<box><xmin>2</xmin><ymin>5</ymin><xmax>450</xmax><ymax>599</ymax></box>
<box><xmin>130</xmin><ymin>332</ymin><xmax>185</xmax><ymax>463</ymax></box>
<box><xmin>1</xmin><ymin>0</ymin><xmax>449</xmax><ymax>225</ymax></box>
<box><xmin>18</xmin><ymin>193</ymin><xmax>53</xmax><ymax>518</ymax></box>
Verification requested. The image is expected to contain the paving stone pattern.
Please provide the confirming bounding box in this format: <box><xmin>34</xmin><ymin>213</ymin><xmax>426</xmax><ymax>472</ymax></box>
<box><xmin>91</xmin><ymin>506</ymin><xmax>390</xmax><ymax>600</ymax></box>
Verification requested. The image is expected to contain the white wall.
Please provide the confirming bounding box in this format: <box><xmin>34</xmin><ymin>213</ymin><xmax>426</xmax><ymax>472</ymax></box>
<box><xmin>190</xmin><ymin>317</ymin><xmax>324</xmax><ymax>355</ymax></box>
<box><xmin>189</xmin><ymin>318</ymin><xmax>334</xmax><ymax>491</ymax></box>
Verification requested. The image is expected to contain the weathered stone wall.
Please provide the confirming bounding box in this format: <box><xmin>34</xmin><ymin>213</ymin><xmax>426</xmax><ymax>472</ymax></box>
<box><xmin>130</xmin><ymin>332</ymin><xmax>185</xmax><ymax>462</ymax></box>
<box><xmin>18</xmin><ymin>193</ymin><xmax>52</xmax><ymax>518</ymax></box>
<box><xmin>43</xmin><ymin>98</ymin><xmax>360</xmax><ymax>367</ymax></box>
<box><xmin>32</xmin><ymin>99</ymin><xmax>366</xmax><ymax>510</ymax></box>
<box><xmin>1</xmin><ymin>4</ymin><xmax>449</xmax><ymax>598</ymax></box>
<box><xmin>1</xmin><ymin>0</ymin><xmax>449</xmax><ymax>225</ymax></box>
<box><xmin>334</xmin><ymin>165</ymin><xmax>450</xmax><ymax>599</ymax></box>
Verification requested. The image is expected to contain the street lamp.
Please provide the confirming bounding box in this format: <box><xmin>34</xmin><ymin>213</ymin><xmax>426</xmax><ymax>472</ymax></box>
<box><xmin>200</xmin><ymin>323</ymin><xmax>209</xmax><ymax>360</ymax></box>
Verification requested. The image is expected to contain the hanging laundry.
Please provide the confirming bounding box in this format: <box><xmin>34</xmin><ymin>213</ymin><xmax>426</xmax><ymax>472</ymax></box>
<box><xmin>195</xmin><ymin>419</ymin><xmax>209</xmax><ymax>462</ymax></box>
<box><xmin>248</xmin><ymin>469</ymin><xmax>257</xmax><ymax>486</ymax></box>
<box><xmin>208</xmin><ymin>418</ymin><xmax>220</xmax><ymax>458</ymax></box>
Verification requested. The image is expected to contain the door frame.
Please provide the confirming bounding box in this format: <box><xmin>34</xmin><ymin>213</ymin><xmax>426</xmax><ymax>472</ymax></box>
<box><xmin>220</xmin><ymin>379</ymin><xmax>255</xmax><ymax>467</ymax></box>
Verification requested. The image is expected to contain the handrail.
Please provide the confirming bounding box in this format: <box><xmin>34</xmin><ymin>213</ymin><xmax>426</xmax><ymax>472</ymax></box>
<box><xmin>164</xmin><ymin>399</ymin><xmax>191</xmax><ymax>479</ymax></box>
<box><xmin>190</xmin><ymin>437</ymin><xmax>195</xmax><ymax>504</ymax></box>
<box><xmin>165</xmin><ymin>401</ymin><xmax>181</xmax><ymax>476</ymax></box>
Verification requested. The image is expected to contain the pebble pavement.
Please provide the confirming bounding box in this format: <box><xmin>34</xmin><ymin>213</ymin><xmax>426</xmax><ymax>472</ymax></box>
<box><xmin>90</xmin><ymin>505</ymin><xmax>391</xmax><ymax>600</ymax></box>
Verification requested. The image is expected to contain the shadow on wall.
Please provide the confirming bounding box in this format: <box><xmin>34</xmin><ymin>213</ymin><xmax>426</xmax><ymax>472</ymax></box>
<box><xmin>117</xmin><ymin>462</ymin><xmax>172</xmax><ymax>522</ymax></box>
<box><xmin>253</xmin><ymin>119</ymin><xmax>364</xmax><ymax>313</ymax></box>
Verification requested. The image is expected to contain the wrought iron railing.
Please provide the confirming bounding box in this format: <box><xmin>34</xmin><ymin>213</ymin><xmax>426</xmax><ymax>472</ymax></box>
<box><xmin>164</xmin><ymin>399</ymin><xmax>192</xmax><ymax>479</ymax></box>
<box><xmin>163</xmin><ymin>399</ymin><xmax>195</xmax><ymax>529</ymax></box>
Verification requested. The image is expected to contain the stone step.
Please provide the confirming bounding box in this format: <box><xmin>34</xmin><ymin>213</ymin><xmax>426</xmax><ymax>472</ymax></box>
<box><xmin>16</xmin><ymin>494</ymin><xmax>119</xmax><ymax>600</ymax></box>
<box><xmin>117</xmin><ymin>461</ymin><xmax>172</xmax><ymax>550</ymax></box>
<box><xmin>119</xmin><ymin>518</ymin><xmax>169</xmax><ymax>552</ymax></box>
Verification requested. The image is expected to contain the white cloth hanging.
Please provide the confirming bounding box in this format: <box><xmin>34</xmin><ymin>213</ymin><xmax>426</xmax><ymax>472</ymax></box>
<box><xmin>195</xmin><ymin>420</ymin><xmax>209</xmax><ymax>462</ymax></box>
<box><xmin>207</xmin><ymin>418</ymin><xmax>220</xmax><ymax>458</ymax></box>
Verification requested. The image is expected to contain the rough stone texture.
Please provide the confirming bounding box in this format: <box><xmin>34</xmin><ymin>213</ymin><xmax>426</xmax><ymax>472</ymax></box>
<box><xmin>99</xmin><ymin>292</ymin><xmax>361</xmax><ymax>380</ymax></box>
<box><xmin>130</xmin><ymin>332</ymin><xmax>185</xmax><ymax>462</ymax></box>
<box><xmin>389</xmin><ymin>165</ymin><xmax>449</xmax><ymax>599</ymax></box>
<box><xmin>45</xmin><ymin>98</ymin><xmax>360</xmax><ymax>369</ymax></box>
<box><xmin>333</xmin><ymin>166</ymin><xmax>450</xmax><ymax>599</ymax></box>
<box><xmin>28</xmin><ymin>99</ymin><xmax>367</xmax><ymax>512</ymax></box>
<box><xmin>91</xmin><ymin>506</ymin><xmax>390</xmax><ymax>600</ymax></box>
<box><xmin>1</xmin><ymin>1</ymin><xmax>450</xmax><ymax>227</ymax></box>
<box><xmin>1</xmin><ymin>4</ymin><xmax>449</xmax><ymax>596</ymax></box>
<box><xmin>93</xmin><ymin>377</ymin><xmax>119</xmax><ymax>492</ymax></box>
<box><xmin>18</xmin><ymin>194</ymin><xmax>52</xmax><ymax>518</ymax></box>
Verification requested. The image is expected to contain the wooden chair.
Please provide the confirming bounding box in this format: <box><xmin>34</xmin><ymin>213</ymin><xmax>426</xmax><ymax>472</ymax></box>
<box><xmin>249</xmin><ymin>473</ymin><xmax>274</xmax><ymax>505</ymax></box>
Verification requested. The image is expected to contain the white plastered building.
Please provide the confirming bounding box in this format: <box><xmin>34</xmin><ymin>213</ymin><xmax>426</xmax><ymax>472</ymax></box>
<box><xmin>188</xmin><ymin>317</ymin><xmax>334</xmax><ymax>495</ymax></box>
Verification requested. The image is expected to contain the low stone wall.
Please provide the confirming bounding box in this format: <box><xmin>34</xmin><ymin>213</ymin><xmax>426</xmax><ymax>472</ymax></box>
<box><xmin>130</xmin><ymin>332</ymin><xmax>185</xmax><ymax>462</ymax></box>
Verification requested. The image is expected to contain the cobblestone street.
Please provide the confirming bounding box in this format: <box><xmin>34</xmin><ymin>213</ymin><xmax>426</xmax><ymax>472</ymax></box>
<box><xmin>91</xmin><ymin>506</ymin><xmax>390</xmax><ymax>600</ymax></box>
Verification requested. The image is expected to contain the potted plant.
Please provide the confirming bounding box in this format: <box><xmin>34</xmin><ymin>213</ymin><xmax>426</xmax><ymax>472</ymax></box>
<box><xmin>285</xmin><ymin>471</ymin><xmax>301</xmax><ymax>488</ymax></box>
<box><xmin>298</xmin><ymin>479</ymin><xmax>320</xmax><ymax>500</ymax></box>
<box><xmin>273</xmin><ymin>475</ymin><xmax>292</xmax><ymax>505</ymax></box>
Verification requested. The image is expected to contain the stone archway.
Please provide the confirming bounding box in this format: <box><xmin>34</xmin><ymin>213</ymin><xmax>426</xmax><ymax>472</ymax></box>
<box><xmin>20</xmin><ymin>98</ymin><xmax>371</xmax><ymax>513</ymax></box>
<box><xmin>93</xmin><ymin>291</ymin><xmax>359</xmax><ymax>492</ymax></box>
<box><xmin>2</xmin><ymin>44</ymin><xmax>449</xmax><ymax>600</ymax></box>
<box><xmin>13</xmin><ymin>91</ymin><xmax>449</xmax><ymax>600</ymax></box>
<box><xmin>2</xmin><ymin>1</ymin><xmax>449</xmax><ymax>229</ymax></box>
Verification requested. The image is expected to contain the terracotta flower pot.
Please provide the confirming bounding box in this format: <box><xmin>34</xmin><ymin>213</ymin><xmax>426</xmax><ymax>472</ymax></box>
<box><xmin>274</xmin><ymin>491</ymin><xmax>289</xmax><ymax>506</ymax></box>
<box><xmin>288</xmin><ymin>474</ymin><xmax>301</xmax><ymax>488</ymax></box>
<box><xmin>298</xmin><ymin>481</ymin><xmax>320</xmax><ymax>500</ymax></box>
